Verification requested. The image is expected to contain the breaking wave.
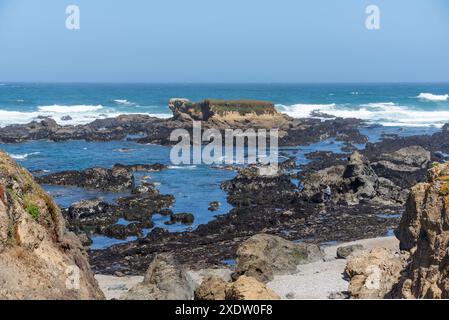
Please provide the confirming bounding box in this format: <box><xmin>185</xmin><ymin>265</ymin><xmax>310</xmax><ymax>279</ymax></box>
<box><xmin>417</xmin><ymin>93</ymin><xmax>448</xmax><ymax>102</ymax></box>
<box><xmin>277</xmin><ymin>102</ymin><xmax>449</xmax><ymax>127</ymax></box>
<box><xmin>8</xmin><ymin>152</ymin><xmax>41</xmax><ymax>160</ymax></box>
<box><xmin>0</xmin><ymin>104</ymin><xmax>172</xmax><ymax>128</ymax></box>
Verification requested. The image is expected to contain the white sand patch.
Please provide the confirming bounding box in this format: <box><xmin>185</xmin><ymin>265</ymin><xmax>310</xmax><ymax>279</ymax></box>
<box><xmin>95</xmin><ymin>236</ymin><xmax>399</xmax><ymax>300</ymax></box>
<box><xmin>267</xmin><ymin>236</ymin><xmax>399</xmax><ymax>299</ymax></box>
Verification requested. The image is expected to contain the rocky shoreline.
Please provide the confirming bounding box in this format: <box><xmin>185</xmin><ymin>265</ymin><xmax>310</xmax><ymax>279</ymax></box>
<box><xmin>2</xmin><ymin>98</ymin><xmax>449</xmax><ymax>299</ymax></box>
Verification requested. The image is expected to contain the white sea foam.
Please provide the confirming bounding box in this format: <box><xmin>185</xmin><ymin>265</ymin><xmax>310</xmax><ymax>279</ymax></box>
<box><xmin>168</xmin><ymin>165</ymin><xmax>198</xmax><ymax>170</ymax></box>
<box><xmin>277</xmin><ymin>102</ymin><xmax>449</xmax><ymax>127</ymax></box>
<box><xmin>8</xmin><ymin>152</ymin><xmax>40</xmax><ymax>160</ymax></box>
<box><xmin>38</xmin><ymin>104</ymin><xmax>104</xmax><ymax>113</ymax></box>
<box><xmin>114</xmin><ymin>99</ymin><xmax>133</xmax><ymax>105</ymax></box>
<box><xmin>0</xmin><ymin>105</ymin><xmax>172</xmax><ymax>127</ymax></box>
<box><xmin>417</xmin><ymin>93</ymin><xmax>449</xmax><ymax>102</ymax></box>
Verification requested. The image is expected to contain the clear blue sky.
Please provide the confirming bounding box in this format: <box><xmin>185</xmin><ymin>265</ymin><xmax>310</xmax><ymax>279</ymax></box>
<box><xmin>0</xmin><ymin>0</ymin><xmax>448</xmax><ymax>83</ymax></box>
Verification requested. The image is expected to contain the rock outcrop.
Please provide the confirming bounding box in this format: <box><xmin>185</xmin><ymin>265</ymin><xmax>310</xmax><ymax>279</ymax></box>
<box><xmin>301</xmin><ymin>151</ymin><xmax>407</xmax><ymax>206</ymax></box>
<box><xmin>169</xmin><ymin>98</ymin><xmax>279</xmax><ymax>121</ymax></box>
<box><xmin>0</xmin><ymin>150</ymin><xmax>104</xmax><ymax>299</ymax></box>
<box><xmin>122</xmin><ymin>253</ymin><xmax>194</xmax><ymax>300</ymax></box>
<box><xmin>393</xmin><ymin>163</ymin><xmax>449</xmax><ymax>298</ymax></box>
<box><xmin>371</xmin><ymin>146</ymin><xmax>431</xmax><ymax>189</ymax></box>
<box><xmin>345</xmin><ymin>248</ymin><xmax>408</xmax><ymax>299</ymax></box>
<box><xmin>233</xmin><ymin>234</ymin><xmax>324</xmax><ymax>283</ymax></box>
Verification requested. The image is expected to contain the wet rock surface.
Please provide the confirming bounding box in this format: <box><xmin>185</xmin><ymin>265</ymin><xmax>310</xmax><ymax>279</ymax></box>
<box><xmin>89</xmin><ymin>163</ymin><xmax>402</xmax><ymax>275</ymax></box>
<box><xmin>36</xmin><ymin>165</ymin><xmax>135</xmax><ymax>192</ymax></box>
<box><xmin>61</xmin><ymin>182</ymin><xmax>174</xmax><ymax>241</ymax></box>
<box><xmin>300</xmin><ymin>151</ymin><xmax>408</xmax><ymax>206</ymax></box>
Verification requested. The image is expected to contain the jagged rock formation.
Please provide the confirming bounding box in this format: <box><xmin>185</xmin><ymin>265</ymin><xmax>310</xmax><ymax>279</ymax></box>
<box><xmin>393</xmin><ymin>163</ymin><xmax>449</xmax><ymax>298</ymax></box>
<box><xmin>122</xmin><ymin>253</ymin><xmax>194</xmax><ymax>300</ymax></box>
<box><xmin>233</xmin><ymin>234</ymin><xmax>324</xmax><ymax>283</ymax></box>
<box><xmin>345</xmin><ymin>248</ymin><xmax>408</xmax><ymax>299</ymax></box>
<box><xmin>0</xmin><ymin>150</ymin><xmax>104</xmax><ymax>299</ymax></box>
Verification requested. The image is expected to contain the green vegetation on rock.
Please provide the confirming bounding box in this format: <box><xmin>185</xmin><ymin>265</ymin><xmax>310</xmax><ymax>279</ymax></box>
<box><xmin>25</xmin><ymin>202</ymin><xmax>40</xmax><ymax>221</ymax></box>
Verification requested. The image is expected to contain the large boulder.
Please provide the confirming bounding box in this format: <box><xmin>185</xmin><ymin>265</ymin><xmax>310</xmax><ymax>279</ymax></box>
<box><xmin>393</xmin><ymin>163</ymin><xmax>449</xmax><ymax>298</ymax></box>
<box><xmin>194</xmin><ymin>276</ymin><xmax>228</xmax><ymax>300</ymax></box>
<box><xmin>0</xmin><ymin>150</ymin><xmax>104</xmax><ymax>299</ymax></box>
<box><xmin>345</xmin><ymin>248</ymin><xmax>408</xmax><ymax>299</ymax></box>
<box><xmin>301</xmin><ymin>151</ymin><xmax>407</xmax><ymax>206</ymax></box>
<box><xmin>225</xmin><ymin>276</ymin><xmax>281</xmax><ymax>300</ymax></box>
<box><xmin>337</xmin><ymin>244</ymin><xmax>364</xmax><ymax>259</ymax></box>
<box><xmin>233</xmin><ymin>234</ymin><xmax>324</xmax><ymax>283</ymax></box>
<box><xmin>122</xmin><ymin>253</ymin><xmax>194</xmax><ymax>300</ymax></box>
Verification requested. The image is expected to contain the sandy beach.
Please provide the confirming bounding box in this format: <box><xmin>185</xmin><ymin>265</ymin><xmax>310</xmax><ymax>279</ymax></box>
<box><xmin>96</xmin><ymin>236</ymin><xmax>400</xmax><ymax>300</ymax></box>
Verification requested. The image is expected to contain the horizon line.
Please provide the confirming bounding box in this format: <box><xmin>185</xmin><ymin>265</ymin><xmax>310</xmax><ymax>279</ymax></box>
<box><xmin>1</xmin><ymin>81</ymin><xmax>449</xmax><ymax>85</ymax></box>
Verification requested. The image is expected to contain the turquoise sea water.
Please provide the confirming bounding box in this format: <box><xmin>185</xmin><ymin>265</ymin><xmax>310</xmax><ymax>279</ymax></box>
<box><xmin>0</xmin><ymin>83</ymin><xmax>447</xmax><ymax>248</ymax></box>
<box><xmin>1</xmin><ymin>83</ymin><xmax>449</xmax><ymax>127</ymax></box>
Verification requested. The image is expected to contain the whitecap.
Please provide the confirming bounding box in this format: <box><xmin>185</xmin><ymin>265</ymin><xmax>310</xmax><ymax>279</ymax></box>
<box><xmin>114</xmin><ymin>99</ymin><xmax>133</xmax><ymax>105</ymax></box>
<box><xmin>417</xmin><ymin>93</ymin><xmax>448</xmax><ymax>102</ymax></box>
<box><xmin>168</xmin><ymin>165</ymin><xmax>197</xmax><ymax>170</ymax></box>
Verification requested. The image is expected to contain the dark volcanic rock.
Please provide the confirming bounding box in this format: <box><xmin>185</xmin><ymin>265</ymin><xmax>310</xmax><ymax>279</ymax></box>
<box><xmin>221</xmin><ymin>166</ymin><xmax>297</xmax><ymax>207</ymax></box>
<box><xmin>114</xmin><ymin>163</ymin><xmax>167</xmax><ymax>172</ymax></box>
<box><xmin>96</xmin><ymin>223</ymin><xmax>145</xmax><ymax>240</ymax></box>
<box><xmin>300</xmin><ymin>151</ymin><xmax>407</xmax><ymax>206</ymax></box>
<box><xmin>165</xmin><ymin>213</ymin><xmax>195</xmax><ymax>225</ymax></box>
<box><xmin>37</xmin><ymin>165</ymin><xmax>134</xmax><ymax>192</ymax></box>
<box><xmin>371</xmin><ymin>146</ymin><xmax>431</xmax><ymax>189</ymax></box>
<box><xmin>62</xmin><ymin>183</ymin><xmax>174</xmax><ymax>240</ymax></box>
<box><xmin>67</xmin><ymin>199</ymin><xmax>112</xmax><ymax>224</ymax></box>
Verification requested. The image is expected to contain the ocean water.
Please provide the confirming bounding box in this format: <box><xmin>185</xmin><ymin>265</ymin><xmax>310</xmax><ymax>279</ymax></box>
<box><xmin>0</xmin><ymin>83</ymin><xmax>447</xmax><ymax>248</ymax></box>
<box><xmin>0</xmin><ymin>83</ymin><xmax>449</xmax><ymax>127</ymax></box>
